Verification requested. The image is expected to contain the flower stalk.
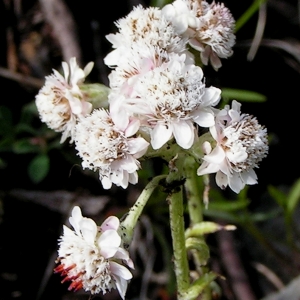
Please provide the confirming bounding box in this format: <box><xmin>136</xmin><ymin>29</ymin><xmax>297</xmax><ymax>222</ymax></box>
<box><xmin>120</xmin><ymin>174</ymin><xmax>167</xmax><ymax>248</ymax></box>
<box><xmin>168</xmin><ymin>186</ymin><xmax>190</xmax><ymax>299</ymax></box>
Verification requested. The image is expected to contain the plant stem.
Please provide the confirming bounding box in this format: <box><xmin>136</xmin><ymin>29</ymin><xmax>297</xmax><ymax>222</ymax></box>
<box><xmin>184</xmin><ymin>158</ymin><xmax>203</xmax><ymax>224</ymax></box>
<box><xmin>168</xmin><ymin>186</ymin><xmax>190</xmax><ymax>299</ymax></box>
<box><xmin>120</xmin><ymin>174</ymin><xmax>167</xmax><ymax>248</ymax></box>
<box><xmin>184</xmin><ymin>158</ymin><xmax>212</xmax><ymax>300</ymax></box>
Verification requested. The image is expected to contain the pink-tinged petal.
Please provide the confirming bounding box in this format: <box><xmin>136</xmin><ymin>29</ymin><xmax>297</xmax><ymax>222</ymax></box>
<box><xmin>209</xmin><ymin>51</ymin><xmax>222</xmax><ymax>71</ymax></box>
<box><xmin>193</xmin><ymin>109</ymin><xmax>215</xmax><ymax>127</ymax></box>
<box><xmin>114</xmin><ymin>247</ymin><xmax>130</xmax><ymax>261</ymax></box>
<box><xmin>100</xmin><ymin>216</ymin><xmax>120</xmax><ymax>232</ymax></box>
<box><xmin>189</xmin><ymin>38</ymin><xmax>205</xmax><ymax>52</ymax></box>
<box><xmin>215</xmin><ymin>171</ymin><xmax>229</xmax><ymax>190</ymax></box>
<box><xmin>127</xmin><ymin>138</ymin><xmax>149</xmax><ymax>157</ymax></box>
<box><xmin>204</xmin><ymin>145</ymin><xmax>226</xmax><ymax>164</ymax></box>
<box><xmin>81</xmin><ymin>101</ymin><xmax>92</xmax><ymax>116</ymax></box>
<box><xmin>98</xmin><ymin>230</ymin><xmax>121</xmax><ymax>258</ymax></box>
<box><xmin>114</xmin><ymin>248</ymin><xmax>135</xmax><ymax>269</ymax></box>
<box><xmin>151</xmin><ymin>123</ymin><xmax>173</xmax><ymax>150</ymax></box>
<box><xmin>125</xmin><ymin>118</ymin><xmax>140</xmax><ymax>137</ymax></box>
<box><xmin>172</xmin><ymin>120</ymin><xmax>194</xmax><ymax>149</ymax></box>
<box><xmin>110</xmin><ymin>261</ymin><xmax>133</xmax><ymax>280</ymax></box>
<box><xmin>109</xmin><ymin>99</ymin><xmax>130</xmax><ymax>130</ymax></box>
<box><xmin>79</xmin><ymin>218</ymin><xmax>97</xmax><ymax>244</ymax></box>
<box><xmin>200</xmin><ymin>45</ymin><xmax>211</xmax><ymax>66</ymax></box>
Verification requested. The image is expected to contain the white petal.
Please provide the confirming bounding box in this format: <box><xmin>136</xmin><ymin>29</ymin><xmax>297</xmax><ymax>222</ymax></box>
<box><xmin>100</xmin><ymin>216</ymin><xmax>120</xmax><ymax>232</ymax></box>
<box><xmin>79</xmin><ymin>218</ymin><xmax>97</xmax><ymax>244</ymax></box>
<box><xmin>151</xmin><ymin>123</ymin><xmax>173</xmax><ymax>150</ymax></box>
<box><xmin>204</xmin><ymin>145</ymin><xmax>226</xmax><ymax>164</ymax></box>
<box><xmin>69</xmin><ymin>206</ymin><xmax>83</xmax><ymax>234</ymax></box>
<box><xmin>84</xmin><ymin>62</ymin><xmax>94</xmax><ymax>76</ymax></box>
<box><xmin>215</xmin><ymin>171</ymin><xmax>229</xmax><ymax>190</ymax></box>
<box><xmin>241</xmin><ymin>169</ymin><xmax>257</xmax><ymax>185</ymax></box>
<box><xmin>193</xmin><ymin>109</ymin><xmax>215</xmax><ymax>127</ymax></box>
<box><xmin>101</xmin><ymin>176</ymin><xmax>112</xmax><ymax>189</ymax></box>
<box><xmin>172</xmin><ymin>120</ymin><xmax>194</xmax><ymax>149</ymax></box>
<box><xmin>228</xmin><ymin>173</ymin><xmax>245</xmax><ymax>193</ymax></box>
<box><xmin>197</xmin><ymin>161</ymin><xmax>221</xmax><ymax>176</ymax></box>
<box><xmin>127</xmin><ymin>137</ymin><xmax>149</xmax><ymax>157</ymax></box>
<box><xmin>98</xmin><ymin>229</ymin><xmax>121</xmax><ymax>258</ymax></box>
<box><xmin>202</xmin><ymin>87</ymin><xmax>221</xmax><ymax>107</ymax></box>
<box><xmin>110</xmin><ymin>261</ymin><xmax>133</xmax><ymax>280</ymax></box>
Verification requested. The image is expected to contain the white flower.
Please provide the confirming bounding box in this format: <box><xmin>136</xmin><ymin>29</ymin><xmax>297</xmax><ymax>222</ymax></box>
<box><xmin>197</xmin><ymin>100</ymin><xmax>269</xmax><ymax>193</ymax></box>
<box><xmin>104</xmin><ymin>5</ymin><xmax>189</xmax><ymax>67</ymax></box>
<box><xmin>54</xmin><ymin>206</ymin><xmax>134</xmax><ymax>299</ymax></box>
<box><xmin>74</xmin><ymin>108</ymin><xmax>149</xmax><ymax>189</ymax></box>
<box><xmin>109</xmin><ymin>53</ymin><xmax>221</xmax><ymax>150</ymax></box>
<box><xmin>162</xmin><ymin>0</ymin><xmax>236</xmax><ymax>70</ymax></box>
<box><xmin>35</xmin><ymin>57</ymin><xmax>94</xmax><ymax>143</ymax></box>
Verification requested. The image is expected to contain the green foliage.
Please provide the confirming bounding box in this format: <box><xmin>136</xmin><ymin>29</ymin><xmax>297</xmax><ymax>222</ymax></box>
<box><xmin>0</xmin><ymin>102</ymin><xmax>61</xmax><ymax>184</ymax></box>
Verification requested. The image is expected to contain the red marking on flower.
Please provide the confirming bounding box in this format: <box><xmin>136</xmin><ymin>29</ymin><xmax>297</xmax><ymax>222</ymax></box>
<box><xmin>68</xmin><ymin>280</ymin><xmax>83</xmax><ymax>292</ymax></box>
<box><xmin>54</xmin><ymin>263</ymin><xmax>76</xmax><ymax>276</ymax></box>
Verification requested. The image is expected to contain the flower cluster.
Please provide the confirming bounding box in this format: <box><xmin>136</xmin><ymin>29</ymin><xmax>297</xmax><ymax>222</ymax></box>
<box><xmin>54</xmin><ymin>206</ymin><xmax>134</xmax><ymax>299</ymax></box>
<box><xmin>35</xmin><ymin>0</ymin><xmax>268</xmax><ymax>193</ymax></box>
<box><xmin>34</xmin><ymin>1</ymin><xmax>270</xmax><ymax>299</ymax></box>
<box><xmin>35</xmin><ymin>57</ymin><xmax>94</xmax><ymax>143</ymax></box>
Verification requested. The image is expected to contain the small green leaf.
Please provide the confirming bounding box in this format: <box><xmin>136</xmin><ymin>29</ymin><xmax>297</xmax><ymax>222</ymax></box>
<box><xmin>184</xmin><ymin>272</ymin><xmax>218</xmax><ymax>299</ymax></box>
<box><xmin>12</xmin><ymin>138</ymin><xmax>40</xmax><ymax>154</ymax></box>
<box><xmin>28</xmin><ymin>153</ymin><xmax>50</xmax><ymax>183</ymax></box>
<box><xmin>286</xmin><ymin>178</ymin><xmax>300</xmax><ymax>214</ymax></box>
<box><xmin>222</xmin><ymin>88</ymin><xmax>267</xmax><ymax>102</ymax></box>
<box><xmin>185</xmin><ymin>237</ymin><xmax>210</xmax><ymax>265</ymax></box>
<box><xmin>268</xmin><ymin>185</ymin><xmax>287</xmax><ymax>208</ymax></box>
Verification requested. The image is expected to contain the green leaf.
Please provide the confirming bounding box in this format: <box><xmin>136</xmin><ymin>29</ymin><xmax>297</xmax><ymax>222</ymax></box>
<box><xmin>184</xmin><ymin>272</ymin><xmax>218</xmax><ymax>299</ymax></box>
<box><xmin>286</xmin><ymin>178</ymin><xmax>300</xmax><ymax>214</ymax></box>
<box><xmin>222</xmin><ymin>88</ymin><xmax>267</xmax><ymax>102</ymax></box>
<box><xmin>12</xmin><ymin>138</ymin><xmax>40</xmax><ymax>154</ymax></box>
<box><xmin>268</xmin><ymin>185</ymin><xmax>287</xmax><ymax>208</ymax></box>
<box><xmin>28</xmin><ymin>153</ymin><xmax>50</xmax><ymax>183</ymax></box>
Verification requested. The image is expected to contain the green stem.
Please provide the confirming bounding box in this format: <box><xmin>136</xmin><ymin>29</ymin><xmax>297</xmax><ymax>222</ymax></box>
<box><xmin>168</xmin><ymin>186</ymin><xmax>190</xmax><ymax>299</ymax></box>
<box><xmin>184</xmin><ymin>158</ymin><xmax>212</xmax><ymax>300</ymax></box>
<box><xmin>184</xmin><ymin>158</ymin><xmax>203</xmax><ymax>224</ymax></box>
<box><xmin>235</xmin><ymin>0</ymin><xmax>268</xmax><ymax>33</ymax></box>
<box><xmin>120</xmin><ymin>174</ymin><xmax>167</xmax><ymax>248</ymax></box>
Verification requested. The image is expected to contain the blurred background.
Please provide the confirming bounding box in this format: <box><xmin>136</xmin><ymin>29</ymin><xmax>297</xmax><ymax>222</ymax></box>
<box><xmin>1</xmin><ymin>0</ymin><xmax>300</xmax><ymax>299</ymax></box>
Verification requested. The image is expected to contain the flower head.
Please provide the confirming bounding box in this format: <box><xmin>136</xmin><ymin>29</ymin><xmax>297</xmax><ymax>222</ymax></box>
<box><xmin>54</xmin><ymin>206</ymin><xmax>134</xmax><ymax>299</ymax></box>
<box><xmin>109</xmin><ymin>53</ymin><xmax>221</xmax><ymax>150</ymax></box>
<box><xmin>197</xmin><ymin>100</ymin><xmax>268</xmax><ymax>193</ymax></box>
<box><xmin>74</xmin><ymin>108</ymin><xmax>149</xmax><ymax>189</ymax></box>
<box><xmin>104</xmin><ymin>5</ymin><xmax>189</xmax><ymax>67</ymax></box>
<box><xmin>35</xmin><ymin>57</ymin><xmax>94</xmax><ymax>143</ymax></box>
<box><xmin>162</xmin><ymin>0</ymin><xmax>236</xmax><ymax>70</ymax></box>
